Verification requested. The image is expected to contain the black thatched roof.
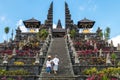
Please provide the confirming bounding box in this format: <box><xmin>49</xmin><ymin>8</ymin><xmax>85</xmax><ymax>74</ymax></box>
<box><xmin>23</xmin><ymin>18</ymin><xmax>40</xmax><ymax>23</ymax></box>
<box><xmin>78</xmin><ymin>18</ymin><xmax>95</xmax><ymax>28</ymax></box>
<box><xmin>78</xmin><ymin>18</ymin><xmax>95</xmax><ymax>23</ymax></box>
<box><xmin>23</xmin><ymin>18</ymin><xmax>41</xmax><ymax>28</ymax></box>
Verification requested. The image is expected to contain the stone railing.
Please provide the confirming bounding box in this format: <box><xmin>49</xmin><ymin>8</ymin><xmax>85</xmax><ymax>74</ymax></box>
<box><xmin>66</xmin><ymin>34</ymin><xmax>79</xmax><ymax>64</ymax></box>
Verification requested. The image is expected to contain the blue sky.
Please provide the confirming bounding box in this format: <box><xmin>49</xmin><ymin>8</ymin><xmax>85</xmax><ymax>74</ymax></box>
<box><xmin>0</xmin><ymin>0</ymin><xmax>120</xmax><ymax>46</ymax></box>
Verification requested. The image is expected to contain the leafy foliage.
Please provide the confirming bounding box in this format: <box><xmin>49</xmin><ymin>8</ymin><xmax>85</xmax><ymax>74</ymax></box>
<box><xmin>99</xmin><ymin>31</ymin><xmax>103</xmax><ymax>39</ymax></box>
<box><xmin>37</xmin><ymin>29</ymin><xmax>48</xmax><ymax>40</ymax></box>
<box><xmin>0</xmin><ymin>69</ymin><xmax>30</xmax><ymax>76</ymax></box>
<box><xmin>4</xmin><ymin>26</ymin><xmax>10</xmax><ymax>34</ymax></box>
<box><xmin>104</xmin><ymin>27</ymin><xmax>110</xmax><ymax>40</ymax></box>
<box><xmin>4</xmin><ymin>26</ymin><xmax>10</xmax><ymax>41</ymax></box>
<box><xmin>111</xmin><ymin>53</ymin><xmax>117</xmax><ymax>60</ymax></box>
<box><xmin>70</xmin><ymin>29</ymin><xmax>76</xmax><ymax>39</ymax></box>
<box><xmin>83</xmin><ymin>67</ymin><xmax>120</xmax><ymax>79</ymax></box>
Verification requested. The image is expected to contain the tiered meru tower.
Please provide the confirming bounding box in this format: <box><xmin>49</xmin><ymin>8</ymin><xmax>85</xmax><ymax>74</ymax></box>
<box><xmin>45</xmin><ymin>2</ymin><xmax>53</xmax><ymax>29</ymax></box>
<box><xmin>65</xmin><ymin>2</ymin><xmax>74</xmax><ymax>30</ymax></box>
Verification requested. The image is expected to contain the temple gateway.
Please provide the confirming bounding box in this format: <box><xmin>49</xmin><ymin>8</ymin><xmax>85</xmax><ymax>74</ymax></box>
<box><xmin>15</xmin><ymin>2</ymin><xmax>97</xmax><ymax>40</ymax></box>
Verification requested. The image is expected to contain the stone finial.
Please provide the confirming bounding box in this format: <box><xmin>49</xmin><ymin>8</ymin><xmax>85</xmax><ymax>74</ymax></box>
<box><xmin>99</xmin><ymin>49</ymin><xmax>103</xmax><ymax>57</ymax></box>
<box><xmin>12</xmin><ymin>48</ymin><xmax>16</xmax><ymax>56</ymax></box>
<box><xmin>117</xmin><ymin>43</ymin><xmax>120</xmax><ymax>51</ymax></box>
<box><xmin>110</xmin><ymin>40</ymin><xmax>113</xmax><ymax>47</ymax></box>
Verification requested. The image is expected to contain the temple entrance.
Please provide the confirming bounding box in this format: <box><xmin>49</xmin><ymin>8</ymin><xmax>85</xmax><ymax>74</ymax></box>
<box><xmin>53</xmin><ymin>32</ymin><xmax>65</xmax><ymax>37</ymax></box>
<box><xmin>52</xmin><ymin>19</ymin><xmax>66</xmax><ymax>37</ymax></box>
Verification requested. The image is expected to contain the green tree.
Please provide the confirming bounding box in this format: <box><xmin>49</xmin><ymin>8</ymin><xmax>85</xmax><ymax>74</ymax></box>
<box><xmin>4</xmin><ymin>26</ymin><xmax>10</xmax><ymax>41</ymax></box>
<box><xmin>70</xmin><ymin>29</ymin><xmax>76</xmax><ymax>39</ymax></box>
<box><xmin>99</xmin><ymin>31</ymin><xmax>103</xmax><ymax>40</ymax></box>
<box><xmin>37</xmin><ymin>29</ymin><xmax>48</xmax><ymax>41</ymax></box>
<box><xmin>104</xmin><ymin>27</ymin><xmax>110</xmax><ymax>41</ymax></box>
<box><xmin>111</xmin><ymin>52</ymin><xmax>117</xmax><ymax>65</ymax></box>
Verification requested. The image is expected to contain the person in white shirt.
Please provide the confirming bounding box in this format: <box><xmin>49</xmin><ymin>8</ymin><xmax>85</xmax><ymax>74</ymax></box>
<box><xmin>52</xmin><ymin>55</ymin><xmax>59</xmax><ymax>74</ymax></box>
<box><xmin>46</xmin><ymin>55</ymin><xmax>52</xmax><ymax>74</ymax></box>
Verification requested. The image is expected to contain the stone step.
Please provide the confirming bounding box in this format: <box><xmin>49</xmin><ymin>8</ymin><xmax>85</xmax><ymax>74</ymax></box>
<box><xmin>40</xmin><ymin>37</ymin><xmax>74</xmax><ymax>79</ymax></box>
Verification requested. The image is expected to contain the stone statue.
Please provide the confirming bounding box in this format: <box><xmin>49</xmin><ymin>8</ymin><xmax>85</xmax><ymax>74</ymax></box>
<box><xmin>35</xmin><ymin>52</ymin><xmax>39</xmax><ymax>64</ymax></box>
<box><xmin>3</xmin><ymin>54</ymin><xmax>8</xmax><ymax>64</ymax></box>
<box><xmin>39</xmin><ymin>48</ymin><xmax>43</xmax><ymax>56</ymax></box>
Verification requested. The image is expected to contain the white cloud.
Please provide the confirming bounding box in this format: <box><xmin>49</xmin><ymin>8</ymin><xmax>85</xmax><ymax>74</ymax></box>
<box><xmin>53</xmin><ymin>23</ymin><xmax>65</xmax><ymax>29</ymax></box>
<box><xmin>0</xmin><ymin>16</ymin><xmax>6</xmax><ymax>22</ymax></box>
<box><xmin>53</xmin><ymin>23</ymin><xmax>56</xmax><ymax>29</ymax></box>
<box><xmin>79</xmin><ymin>6</ymin><xmax>85</xmax><ymax>11</ymax></box>
<box><xmin>16</xmin><ymin>19</ymin><xmax>23</xmax><ymax>26</ymax></box>
<box><xmin>16</xmin><ymin>20</ymin><xmax>28</xmax><ymax>32</ymax></box>
<box><xmin>79</xmin><ymin>0</ymin><xmax>97</xmax><ymax>12</ymax></box>
<box><xmin>88</xmin><ymin>5</ymin><xmax>97</xmax><ymax>11</ymax></box>
<box><xmin>19</xmin><ymin>25</ymin><xmax>28</xmax><ymax>32</ymax></box>
<box><xmin>108</xmin><ymin>35</ymin><xmax>120</xmax><ymax>47</ymax></box>
<box><xmin>90</xmin><ymin>28</ymin><xmax>93</xmax><ymax>32</ymax></box>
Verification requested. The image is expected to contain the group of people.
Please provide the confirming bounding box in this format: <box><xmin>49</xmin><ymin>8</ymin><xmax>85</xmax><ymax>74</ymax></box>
<box><xmin>46</xmin><ymin>55</ymin><xmax>59</xmax><ymax>74</ymax></box>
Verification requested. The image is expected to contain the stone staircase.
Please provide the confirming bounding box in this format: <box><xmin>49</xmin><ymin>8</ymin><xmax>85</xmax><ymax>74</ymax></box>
<box><xmin>40</xmin><ymin>37</ymin><xmax>75</xmax><ymax>80</ymax></box>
